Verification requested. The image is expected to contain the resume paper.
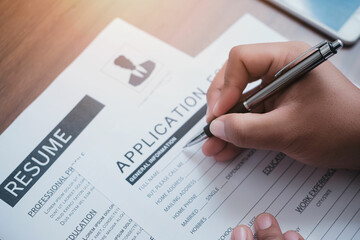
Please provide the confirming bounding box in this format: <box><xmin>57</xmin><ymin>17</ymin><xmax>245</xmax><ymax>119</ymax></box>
<box><xmin>0</xmin><ymin>17</ymin><xmax>198</xmax><ymax>240</ymax></box>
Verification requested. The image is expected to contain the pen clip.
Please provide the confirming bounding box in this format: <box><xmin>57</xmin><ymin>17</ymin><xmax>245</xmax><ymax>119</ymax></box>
<box><xmin>274</xmin><ymin>40</ymin><xmax>328</xmax><ymax>78</ymax></box>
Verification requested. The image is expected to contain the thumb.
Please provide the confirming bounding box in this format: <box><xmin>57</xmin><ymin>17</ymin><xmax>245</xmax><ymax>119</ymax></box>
<box><xmin>254</xmin><ymin>213</ymin><xmax>304</xmax><ymax>240</ymax></box>
<box><xmin>209</xmin><ymin>108</ymin><xmax>291</xmax><ymax>151</ymax></box>
<box><xmin>254</xmin><ymin>213</ymin><xmax>284</xmax><ymax>240</ymax></box>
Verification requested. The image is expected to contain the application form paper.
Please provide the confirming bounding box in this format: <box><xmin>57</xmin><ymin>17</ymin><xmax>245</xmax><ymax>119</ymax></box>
<box><xmin>0</xmin><ymin>18</ymin><xmax>197</xmax><ymax>239</ymax></box>
<box><xmin>75</xmin><ymin>15</ymin><xmax>360</xmax><ymax>239</ymax></box>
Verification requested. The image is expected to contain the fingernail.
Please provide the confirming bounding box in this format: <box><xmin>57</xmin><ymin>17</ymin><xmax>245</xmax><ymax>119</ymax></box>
<box><xmin>210</xmin><ymin>119</ymin><xmax>226</xmax><ymax>139</ymax></box>
<box><xmin>232</xmin><ymin>226</ymin><xmax>249</xmax><ymax>240</ymax></box>
<box><xmin>206</xmin><ymin>106</ymin><xmax>210</xmax><ymax>122</ymax></box>
<box><xmin>256</xmin><ymin>213</ymin><xmax>272</xmax><ymax>230</ymax></box>
<box><xmin>213</xmin><ymin>101</ymin><xmax>219</xmax><ymax>116</ymax></box>
<box><xmin>284</xmin><ymin>231</ymin><xmax>302</xmax><ymax>240</ymax></box>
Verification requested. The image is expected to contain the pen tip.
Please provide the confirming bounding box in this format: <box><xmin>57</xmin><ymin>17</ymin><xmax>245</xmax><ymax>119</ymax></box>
<box><xmin>183</xmin><ymin>142</ymin><xmax>192</xmax><ymax>149</ymax></box>
<box><xmin>184</xmin><ymin>131</ymin><xmax>208</xmax><ymax>149</ymax></box>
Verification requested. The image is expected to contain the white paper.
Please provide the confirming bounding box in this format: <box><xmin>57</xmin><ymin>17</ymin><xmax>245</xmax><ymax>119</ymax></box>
<box><xmin>0</xmin><ymin>18</ymin><xmax>197</xmax><ymax>240</ymax></box>
<box><xmin>74</xmin><ymin>15</ymin><xmax>360</xmax><ymax>240</ymax></box>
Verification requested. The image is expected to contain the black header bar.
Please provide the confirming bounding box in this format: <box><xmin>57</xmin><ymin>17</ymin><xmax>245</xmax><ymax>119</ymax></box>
<box><xmin>126</xmin><ymin>104</ymin><xmax>206</xmax><ymax>185</ymax></box>
<box><xmin>0</xmin><ymin>95</ymin><xmax>104</xmax><ymax>207</ymax></box>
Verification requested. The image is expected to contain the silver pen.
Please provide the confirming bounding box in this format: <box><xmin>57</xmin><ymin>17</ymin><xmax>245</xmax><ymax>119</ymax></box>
<box><xmin>184</xmin><ymin>39</ymin><xmax>343</xmax><ymax>148</ymax></box>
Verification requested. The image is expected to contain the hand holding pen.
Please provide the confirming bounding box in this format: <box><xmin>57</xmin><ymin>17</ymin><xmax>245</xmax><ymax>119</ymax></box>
<box><xmin>187</xmin><ymin>41</ymin><xmax>360</xmax><ymax>169</ymax></box>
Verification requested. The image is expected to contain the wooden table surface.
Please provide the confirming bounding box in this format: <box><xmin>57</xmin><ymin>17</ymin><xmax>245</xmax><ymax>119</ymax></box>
<box><xmin>1</xmin><ymin>0</ymin><xmax>359</xmax><ymax>134</ymax></box>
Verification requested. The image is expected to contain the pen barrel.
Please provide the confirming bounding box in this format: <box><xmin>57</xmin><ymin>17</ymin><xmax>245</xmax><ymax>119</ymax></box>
<box><xmin>244</xmin><ymin>50</ymin><xmax>325</xmax><ymax>110</ymax></box>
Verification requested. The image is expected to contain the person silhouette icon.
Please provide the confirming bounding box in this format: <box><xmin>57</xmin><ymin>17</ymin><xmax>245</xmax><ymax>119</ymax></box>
<box><xmin>114</xmin><ymin>55</ymin><xmax>155</xmax><ymax>86</ymax></box>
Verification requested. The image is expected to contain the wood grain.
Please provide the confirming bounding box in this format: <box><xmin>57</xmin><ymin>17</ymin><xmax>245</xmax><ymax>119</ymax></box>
<box><xmin>0</xmin><ymin>0</ymin><xmax>359</xmax><ymax>133</ymax></box>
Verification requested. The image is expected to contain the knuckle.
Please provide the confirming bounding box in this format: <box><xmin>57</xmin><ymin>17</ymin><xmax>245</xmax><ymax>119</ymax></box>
<box><xmin>229</xmin><ymin>45</ymin><xmax>244</xmax><ymax>60</ymax></box>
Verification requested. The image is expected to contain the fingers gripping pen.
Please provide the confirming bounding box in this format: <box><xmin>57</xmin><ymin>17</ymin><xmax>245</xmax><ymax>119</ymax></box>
<box><xmin>184</xmin><ymin>40</ymin><xmax>343</xmax><ymax>148</ymax></box>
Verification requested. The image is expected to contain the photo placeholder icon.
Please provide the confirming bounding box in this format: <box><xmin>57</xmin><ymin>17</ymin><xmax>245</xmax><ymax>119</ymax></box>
<box><xmin>102</xmin><ymin>45</ymin><xmax>161</xmax><ymax>92</ymax></box>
